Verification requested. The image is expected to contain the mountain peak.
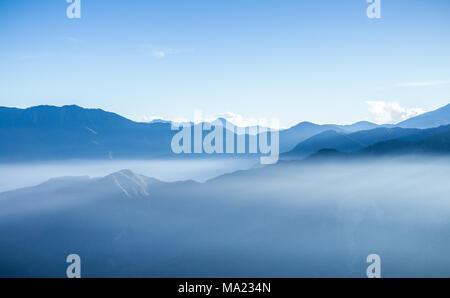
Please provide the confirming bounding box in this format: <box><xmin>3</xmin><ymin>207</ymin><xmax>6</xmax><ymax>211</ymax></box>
<box><xmin>290</xmin><ymin>121</ymin><xmax>318</xmax><ymax>129</ymax></box>
<box><xmin>105</xmin><ymin>170</ymin><xmax>162</xmax><ymax>198</ymax></box>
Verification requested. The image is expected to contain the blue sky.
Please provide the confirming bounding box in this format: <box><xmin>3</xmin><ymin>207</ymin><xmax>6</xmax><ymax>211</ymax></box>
<box><xmin>0</xmin><ymin>0</ymin><xmax>449</xmax><ymax>127</ymax></box>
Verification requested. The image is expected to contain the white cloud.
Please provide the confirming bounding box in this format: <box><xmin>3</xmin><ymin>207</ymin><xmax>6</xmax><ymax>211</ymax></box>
<box><xmin>150</xmin><ymin>49</ymin><xmax>177</xmax><ymax>59</ymax></box>
<box><xmin>141</xmin><ymin>45</ymin><xmax>193</xmax><ymax>59</ymax></box>
<box><xmin>366</xmin><ymin>101</ymin><xmax>426</xmax><ymax>124</ymax></box>
<box><xmin>63</xmin><ymin>36</ymin><xmax>81</xmax><ymax>43</ymax></box>
<box><xmin>141</xmin><ymin>116</ymin><xmax>165</xmax><ymax>122</ymax></box>
<box><xmin>151</xmin><ymin>50</ymin><xmax>167</xmax><ymax>58</ymax></box>
<box><xmin>396</xmin><ymin>80</ymin><xmax>450</xmax><ymax>87</ymax></box>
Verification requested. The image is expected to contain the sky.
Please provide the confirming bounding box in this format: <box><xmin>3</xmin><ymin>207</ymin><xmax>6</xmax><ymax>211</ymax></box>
<box><xmin>0</xmin><ymin>0</ymin><xmax>449</xmax><ymax>127</ymax></box>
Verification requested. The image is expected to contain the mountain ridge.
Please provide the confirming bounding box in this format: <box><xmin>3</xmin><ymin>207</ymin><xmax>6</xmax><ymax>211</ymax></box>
<box><xmin>283</xmin><ymin>124</ymin><xmax>450</xmax><ymax>159</ymax></box>
<box><xmin>0</xmin><ymin>103</ymin><xmax>449</xmax><ymax>161</ymax></box>
<box><xmin>397</xmin><ymin>103</ymin><xmax>450</xmax><ymax>129</ymax></box>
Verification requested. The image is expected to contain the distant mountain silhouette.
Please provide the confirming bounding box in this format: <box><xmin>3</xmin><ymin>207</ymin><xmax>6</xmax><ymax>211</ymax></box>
<box><xmin>299</xmin><ymin>127</ymin><xmax>450</xmax><ymax>160</ymax></box>
<box><xmin>0</xmin><ymin>103</ymin><xmax>449</xmax><ymax>161</ymax></box>
<box><xmin>397</xmin><ymin>103</ymin><xmax>450</xmax><ymax>129</ymax></box>
<box><xmin>338</xmin><ymin>121</ymin><xmax>380</xmax><ymax>132</ymax></box>
<box><xmin>278</xmin><ymin>121</ymin><xmax>387</xmax><ymax>152</ymax></box>
<box><xmin>283</xmin><ymin>130</ymin><xmax>364</xmax><ymax>158</ymax></box>
<box><xmin>363</xmin><ymin>130</ymin><xmax>450</xmax><ymax>155</ymax></box>
<box><xmin>281</xmin><ymin>102</ymin><xmax>450</xmax><ymax>153</ymax></box>
<box><xmin>0</xmin><ymin>105</ymin><xmax>177</xmax><ymax>161</ymax></box>
<box><xmin>0</xmin><ymin>105</ymin><xmax>378</xmax><ymax>161</ymax></box>
<box><xmin>278</xmin><ymin>122</ymin><xmax>348</xmax><ymax>152</ymax></box>
<box><xmin>283</xmin><ymin>125</ymin><xmax>450</xmax><ymax>159</ymax></box>
<box><xmin>0</xmin><ymin>105</ymin><xmax>265</xmax><ymax>161</ymax></box>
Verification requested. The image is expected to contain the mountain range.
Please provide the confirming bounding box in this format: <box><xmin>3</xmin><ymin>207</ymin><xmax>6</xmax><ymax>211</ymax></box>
<box><xmin>283</xmin><ymin>124</ymin><xmax>450</xmax><ymax>159</ymax></box>
<box><xmin>0</xmin><ymin>103</ymin><xmax>449</xmax><ymax>161</ymax></box>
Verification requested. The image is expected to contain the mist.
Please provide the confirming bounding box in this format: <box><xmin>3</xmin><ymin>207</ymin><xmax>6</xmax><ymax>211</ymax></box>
<box><xmin>0</xmin><ymin>158</ymin><xmax>258</xmax><ymax>192</ymax></box>
<box><xmin>1</xmin><ymin>156</ymin><xmax>450</xmax><ymax>277</ymax></box>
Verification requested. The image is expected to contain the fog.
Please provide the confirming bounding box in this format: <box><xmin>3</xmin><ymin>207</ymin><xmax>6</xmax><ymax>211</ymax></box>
<box><xmin>0</xmin><ymin>158</ymin><xmax>258</xmax><ymax>192</ymax></box>
<box><xmin>1</xmin><ymin>156</ymin><xmax>450</xmax><ymax>277</ymax></box>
